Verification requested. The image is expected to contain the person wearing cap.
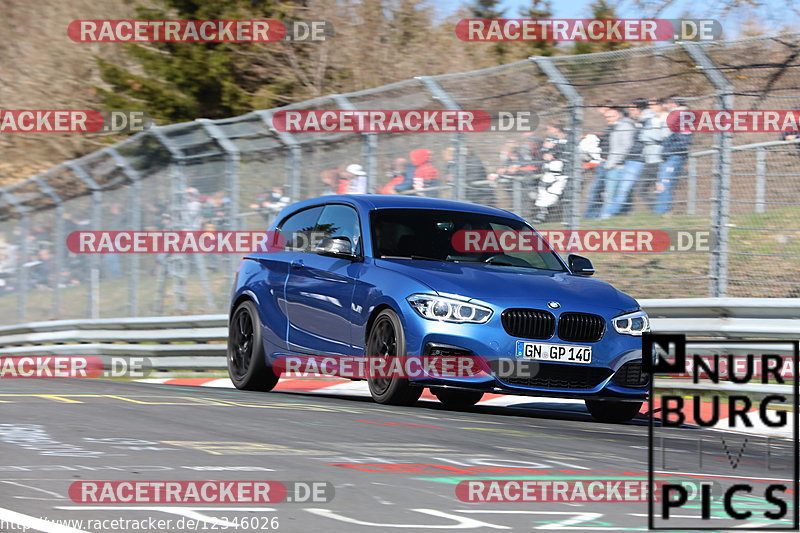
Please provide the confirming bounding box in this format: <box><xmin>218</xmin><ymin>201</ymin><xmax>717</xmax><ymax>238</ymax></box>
<box><xmin>342</xmin><ymin>163</ymin><xmax>368</xmax><ymax>194</ymax></box>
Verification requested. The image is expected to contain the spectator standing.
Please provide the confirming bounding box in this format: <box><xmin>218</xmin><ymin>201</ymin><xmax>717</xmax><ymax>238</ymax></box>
<box><xmin>532</xmin><ymin>139</ymin><xmax>567</xmax><ymax>223</ymax></box>
<box><xmin>442</xmin><ymin>146</ymin><xmax>487</xmax><ymax>203</ymax></box>
<box><xmin>582</xmin><ymin>104</ymin><xmax>613</xmax><ymax>219</ymax></box>
<box><xmin>579</xmin><ymin>132</ymin><xmax>602</xmax><ymax>170</ymax></box>
<box><xmin>379</xmin><ymin>158</ymin><xmax>410</xmax><ymax>194</ymax></box>
<box><xmin>488</xmin><ymin>134</ymin><xmax>540</xmax><ymax>209</ymax></box>
<box><xmin>0</xmin><ymin>235</ymin><xmax>18</xmax><ymax>294</ymax></box>
<box><xmin>653</xmin><ymin>96</ymin><xmax>694</xmax><ymax>214</ymax></box>
<box><xmin>30</xmin><ymin>247</ymin><xmax>52</xmax><ymax>288</ymax></box>
<box><xmin>598</xmin><ymin>107</ymin><xmax>635</xmax><ymax>219</ymax></box>
<box><xmin>630</xmin><ymin>98</ymin><xmax>669</xmax><ymax>209</ymax></box>
<box><xmin>601</xmin><ymin>100</ymin><xmax>649</xmax><ymax>218</ymax></box>
<box><xmin>335</xmin><ymin>165</ymin><xmax>351</xmax><ymax>194</ymax></box>
<box><xmin>465</xmin><ymin>147</ymin><xmax>488</xmax><ymax>203</ymax></box>
<box><xmin>60</xmin><ymin>212</ymin><xmax>85</xmax><ymax>285</ymax></box>
<box><xmin>543</xmin><ymin>122</ymin><xmax>568</xmax><ymax>160</ymax></box>
<box><xmin>204</xmin><ymin>191</ymin><xmax>230</xmax><ymax>228</ymax></box>
<box><xmin>320</xmin><ymin>169</ymin><xmax>339</xmax><ymax>195</ymax></box>
<box><xmin>342</xmin><ymin>164</ymin><xmax>368</xmax><ymax>194</ymax></box>
<box><xmin>183</xmin><ymin>187</ymin><xmax>203</xmax><ymax>230</ymax></box>
<box><xmin>409</xmin><ymin>149</ymin><xmax>439</xmax><ymax>196</ymax></box>
<box><xmin>249</xmin><ymin>187</ymin><xmax>289</xmax><ymax>223</ymax></box>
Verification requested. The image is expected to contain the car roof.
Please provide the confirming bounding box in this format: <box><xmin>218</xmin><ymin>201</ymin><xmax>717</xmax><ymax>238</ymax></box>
<box><xmin>285</xmin><ymin>194</ymin><xmax>522</xmax><ymax>220</ymax></box>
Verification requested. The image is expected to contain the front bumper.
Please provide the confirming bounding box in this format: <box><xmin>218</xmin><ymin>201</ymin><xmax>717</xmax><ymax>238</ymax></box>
<box><xmin>399</xmin><ymin>308</ymin><xmax>648</xmax><ymax>399</ymax></box>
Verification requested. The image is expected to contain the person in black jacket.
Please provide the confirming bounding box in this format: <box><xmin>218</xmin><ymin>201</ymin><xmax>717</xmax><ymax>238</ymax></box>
<box><xmin>653</xmin><ymin>96</ymin><xmax>694</xmax><ymax>215</ymax></box>
<box><xmin>600</xmin><ymin>100</ymin><xmax>648</xmax><ymax>218</ymax></box>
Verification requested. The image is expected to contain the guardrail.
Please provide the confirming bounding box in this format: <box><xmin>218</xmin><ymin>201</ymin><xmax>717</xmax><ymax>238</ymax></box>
<box><xmin>0</xmin><ymin>298</ymin><xmax>797</xmax><ymax>372</ymax></box>
<box><xmin>0</xmin><ymin>315</ymin><xmax>227</xmax><ymax>370</ymax></box>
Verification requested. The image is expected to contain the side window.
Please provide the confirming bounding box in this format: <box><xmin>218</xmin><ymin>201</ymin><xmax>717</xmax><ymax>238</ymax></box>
<box><xmin>277</xmin><ymin>206</ymin><xmax>324</xmax><ymax>251</ymax></box>
<box><xmin>313</xmin><ymin>205</ymin><xmax>362</xmax><ymax>255</ymax></box>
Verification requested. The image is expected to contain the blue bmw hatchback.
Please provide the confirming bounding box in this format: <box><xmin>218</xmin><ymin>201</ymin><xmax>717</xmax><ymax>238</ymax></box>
<box><xmin>228</xmin><ymin>195</ymin><xmax>649</xmax><ymax>422</ymax></box>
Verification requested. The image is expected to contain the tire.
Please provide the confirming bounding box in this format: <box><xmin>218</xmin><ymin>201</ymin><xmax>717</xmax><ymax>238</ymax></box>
<box><xmin>585</xmin><ymin>399</ymin><xmax>643</xmax><ymax>423</ymax></box>
<box><xmin>433</xmin><ymin>389</ymin><xmax>484</xmax><ymax>410</ymax></box>
<box><xmin>366</xmin><ymin>309</ymin><xmax>423</xmax><ymax>406</ymax></box>
<box><xmin>227</xmin><ymin>300</ymin><xmax>280</xmax><ymax>391</ymax></box>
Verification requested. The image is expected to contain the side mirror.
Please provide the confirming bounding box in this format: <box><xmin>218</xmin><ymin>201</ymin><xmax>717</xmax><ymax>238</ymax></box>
<box><xmin>568</xmin><ymin>254</ymin><xmax>595</xmax><ymax>276</ymax></box>
<box><xmin>315</xmin><ymin>236</ymin><xmax>358</xmax><ymax>261</ymax></box>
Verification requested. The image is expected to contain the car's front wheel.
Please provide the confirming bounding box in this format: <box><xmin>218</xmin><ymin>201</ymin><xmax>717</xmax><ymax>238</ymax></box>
<box><xmin>227</xmin><ymin>300</ymin><xmax>279</xmax><ymax>391</ymax></box>
<box><xmin>433</xmin><ymin>389</ymin><xmax>484</xmax><ymax>410</ymax></box>
<box><xmin>584</xmin><ymin>399</ymin><xmax>642</xmax><ymax>423</ymax></box>
<box><xmin>366</xmin><ymin>309</ymin><xmax>422</xmax><ymax>406</ymax></box>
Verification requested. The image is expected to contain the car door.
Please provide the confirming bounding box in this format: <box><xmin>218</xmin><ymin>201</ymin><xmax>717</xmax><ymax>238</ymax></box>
<box><xmin>252</xmin><ymin>205</ymin><xmax>323</xmax><ymax>350</ymax></box>
<box><xmin>284</xmin><ymin>203</ymin><xmax>363</xmax><ymax>356</ymax></box>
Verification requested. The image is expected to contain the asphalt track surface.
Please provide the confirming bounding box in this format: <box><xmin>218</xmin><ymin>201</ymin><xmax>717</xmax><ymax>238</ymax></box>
<box><xmin>0</xmin><ymin>378</ymin><xmax>795</xmax><ymax>533</ymax></box>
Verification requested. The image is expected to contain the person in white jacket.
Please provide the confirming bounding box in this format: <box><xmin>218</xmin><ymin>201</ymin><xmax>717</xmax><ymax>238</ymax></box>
<box><xmin>532</xmin><ymin>138</ymin><xmax>567</xmax><ymax>223</ymax></box>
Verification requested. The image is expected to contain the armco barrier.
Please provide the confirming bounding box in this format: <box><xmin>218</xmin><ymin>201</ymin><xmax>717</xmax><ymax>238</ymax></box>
<box><xmin>0</xmin><ymin>299</ymin><xmax>797</xmax><ymax>372</ymax></box>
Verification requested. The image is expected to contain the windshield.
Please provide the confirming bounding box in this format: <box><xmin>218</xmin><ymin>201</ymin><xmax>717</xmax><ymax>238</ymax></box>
<box><xmin>371</xmin><ymin>208</ymin><xmax>566</xmax><ymax>271</ymax></box>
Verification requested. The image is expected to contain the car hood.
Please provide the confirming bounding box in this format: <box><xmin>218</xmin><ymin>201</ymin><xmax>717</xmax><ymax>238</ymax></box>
<box><xmin>375</xmin><ymin>259</ymin><xmax>639</xmax><ymax>313</ymax></box>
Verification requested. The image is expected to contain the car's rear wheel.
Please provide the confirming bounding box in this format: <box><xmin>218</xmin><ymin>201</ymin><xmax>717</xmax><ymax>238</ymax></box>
<box><xmin>366</xmin><ymin>309</ymin><xmax>422</xmax><ymax>406</ymax></box>
<box><xmin>433</xmin><ymin>389</ymin><xmax>484</xmax><ymax>409</ymax></box>
<box><xmin>228</xmin><ymin>300</ymin><xmax>279</xmax><ymax>391</ymax></box>
<box><xmin>584</xmin><ymin>399</ymin><xmax>642</xmax><ymax>423</ymax></box>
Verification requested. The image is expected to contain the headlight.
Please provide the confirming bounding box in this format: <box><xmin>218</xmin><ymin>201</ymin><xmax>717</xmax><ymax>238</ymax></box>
<box><xmin>406</xmin><ymin>294</ymin><xmax>493</xmax><ymax>324</ymax></box>
<box><xmin>612</xmin><ymin>310</ymin><xmax>650</xmax><ymax>336</ymax></box>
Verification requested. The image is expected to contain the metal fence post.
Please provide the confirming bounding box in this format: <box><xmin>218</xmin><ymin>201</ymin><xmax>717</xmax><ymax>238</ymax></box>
<box><xmin>1</xmin><ymin>190</ymin><xmax>29</xmax><ymax>323</ymax></box>
<box><xmin>198</xmin><ymin>118</ymin><xmax>241</xmax><ymax>296</ymax></box>
<box><xmin>755</xmin><ymin>147</ymin><xmax>766</xmax><ymax>214</ymax></box>
<box><xmin>364</xmin><ymin>129</ymin><xmax>378</xmax><ymax>194</ymax></box>
<box><xmin>32</xmin><ymin>175</ymin><xmax>64</xmax><ymax>318</ymax></box>
<box><xmin>682</xmin><ymin>42</ymin><xmax>734</xmax><ymax>298</ymax></box>
<box><xmin>687</xmin><ymin>155</ymin><xmax>698</xmax><ymax>216</ymax></box>
<box><xmin>417</xmin><ymin>76</ymin><xmax>466</xmax><ymax>202</ymax></box>
<box><xmin>512</xmin><ymin>178</ymin><xmax>523</xmax><ymax>215</ymax></box>
<box><xmin>66</xmin><ymin>161</ymin><xmax>102</xmax><ymax>318</ymax></box>
<box><xmin>532</xmin><ymin>57</ymin><xmax>583</xmax><ymax>229</ymax></box>
<box><xmin>151</xmin><ymin>127</ymin><xmax>188</xmax><ymax>313</ymax></box>
<box><xmin>106</xmin><ymin>147</ymin><xmax>142</xmax><ymax>317</ymax></box>
<box><xmin>332</xmin><ymin>95</ymin><xmax>378</xmax><ymax>194</ymax></box>
<box><xmin>258</xmin><ymin>110</ymin><xmax>302</xmax><ymax>202</ymax></box>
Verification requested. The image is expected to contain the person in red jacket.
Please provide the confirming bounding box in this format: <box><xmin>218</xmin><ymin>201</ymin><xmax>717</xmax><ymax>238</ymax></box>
<box><xmin>409</xmin><ymin>148</ymin><xmax>439</xmax><ymax>197</ymax></box>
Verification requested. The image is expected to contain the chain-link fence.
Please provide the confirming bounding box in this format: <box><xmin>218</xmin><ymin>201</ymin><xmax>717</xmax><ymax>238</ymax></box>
<box><xmin>2</xmin><ymin>34</ymin><xmax>800</xmax><ymax>325</ymax></box>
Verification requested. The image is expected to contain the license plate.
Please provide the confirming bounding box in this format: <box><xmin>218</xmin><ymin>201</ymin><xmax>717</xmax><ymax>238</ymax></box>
<box><xmin>516</xmin><ymin>341</ymin><xmax>592</xmax><ymax>364</ymax></box>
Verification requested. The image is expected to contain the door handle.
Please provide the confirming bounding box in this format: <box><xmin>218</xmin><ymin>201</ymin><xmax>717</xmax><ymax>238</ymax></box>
<box><xmin>291</xmin><ymin>259</ymin><xmax>304</xmax><ymax>269</ymax></box>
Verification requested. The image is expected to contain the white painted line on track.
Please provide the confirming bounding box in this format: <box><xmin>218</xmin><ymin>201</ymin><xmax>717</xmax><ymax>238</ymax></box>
<box><xmin>199</xmin><ymin>378</ymin><xmax>235</xmax><ymax>388</ymax></box>
<box><xmin>0</xmin><ymin>480</ymin><xmax>65</xmax><ymax>500</ymax></box>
